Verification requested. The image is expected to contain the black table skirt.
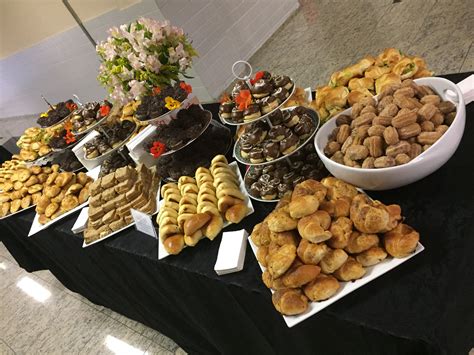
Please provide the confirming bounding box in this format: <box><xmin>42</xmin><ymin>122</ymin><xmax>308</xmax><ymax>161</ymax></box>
<box><xmin>2</xmin><ymin>72</ymin><xmax>473</xmax><ymax>355</ymax></box>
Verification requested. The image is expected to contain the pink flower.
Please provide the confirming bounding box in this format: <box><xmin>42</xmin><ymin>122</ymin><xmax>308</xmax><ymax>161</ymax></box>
<box><xmin>146</xmin><ymin>56</ymin><xmax>161</xmax><ymax>72</ymax></box>
<box><xmin>129</xmin><ymin>80</ymin><xmax>146</xmax><ymax>98</ymax></box>
<box><xmin>127</xmin><ymin>53</ymin><xmax>141</xmax><ymax>70</ymax></box>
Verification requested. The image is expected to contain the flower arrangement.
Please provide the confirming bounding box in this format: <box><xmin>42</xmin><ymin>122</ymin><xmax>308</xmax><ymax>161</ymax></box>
<box><xmin>96</xmin><ymin>17</ymin><xmax>198</xmax><ymax>104</ymax></box>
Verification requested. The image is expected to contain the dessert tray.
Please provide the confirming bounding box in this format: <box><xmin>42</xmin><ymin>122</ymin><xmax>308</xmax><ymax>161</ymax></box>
<box><xmin>233</xmin><ymin>107</ymin><xmax>320</xmax><ymax>166</ymax></box>
<box><xmin>83</xmin><ymin>124</ymin><xmax>137</xmax><ymax>161</ymax></box>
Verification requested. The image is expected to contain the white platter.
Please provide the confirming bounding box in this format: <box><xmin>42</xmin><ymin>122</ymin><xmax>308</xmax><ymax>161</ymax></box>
<box><xmin>158</xmin><ymin>161</ymin><xmax>254</xmax><ymax>259</ymax></box>
<box><xmin>248</xmin><ymin>238</ymin><xmax>424</xmax><ymax>328</ymax></box>
<box><xmin>27</xmin><ymin>166</ymin><xmax>100</xmax><ymax>237</ymax></box>
<box><xmin>0</xmin><ymin>204</ymin><xmax>36</xmax><ymax>220</ymax></box>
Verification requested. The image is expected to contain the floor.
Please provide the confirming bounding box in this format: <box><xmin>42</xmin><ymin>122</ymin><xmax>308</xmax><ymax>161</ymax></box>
<box><xmin>0</xmin><ymin>242</ymin><xmax>185</xmax><ymax>355</ymax></box>
<box><xmin>248</xmin><ymin>0</ymin><xmax>474</xmax><ymax>89</ymax></box>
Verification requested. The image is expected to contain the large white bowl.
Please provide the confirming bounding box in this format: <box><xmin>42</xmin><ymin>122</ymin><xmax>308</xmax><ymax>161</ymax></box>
<box><xmin>314</xmin><ymin>77</ymin><xmax>466</xmax><ymax>190</ymax></box>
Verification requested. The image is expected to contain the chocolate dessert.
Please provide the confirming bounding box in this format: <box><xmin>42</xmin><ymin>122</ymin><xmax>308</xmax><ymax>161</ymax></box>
<box><xmin>37</xmin><ymin>99</ymin><xmax>76</xmax><ymax>127</ymax></box>
<box><xmin>135</xmin><ymin>82</ymin><xmax>188</xmax><ymax>121</ymax></box>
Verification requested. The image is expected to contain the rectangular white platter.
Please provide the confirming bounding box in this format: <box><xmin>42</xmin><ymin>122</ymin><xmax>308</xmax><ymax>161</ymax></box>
<box><xmin>249</xmin><ymin>238</ymin><xmax>424</xmax><ymax>328</ymax></box>
<box><xmin>80</xmin><ymin>187</ymin><xmax>161</xmax><ymax>248</ymax></box>
<box><xmin>28</xmin><ymin>166</ymin><xmax>101</xmax><ymax>237</ymax></box>
<box><xmin>158</xmin><ymin>161</ymin><xmax>254</xmax><ymax>259</ymax></box>
<box><xmin>0</xmin><ymin>204</ymin><xmax>36</xmax><ymax>220</ymax></box>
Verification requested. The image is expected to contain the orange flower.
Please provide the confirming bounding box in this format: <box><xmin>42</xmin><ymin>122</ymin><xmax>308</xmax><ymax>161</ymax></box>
<box><xmin>220</xmin><ymin>93</ymin><xmax>231</xmax><ymax>104</ymax></box>
<box><xmin>250</xmin><ymin>71</ymin><xmax>264</xmax><ymax>85</ymax></box>
<box><xmin>63</xmin><ymin>121</ymin><xmax>76</xmax><ymax>144</ymax></box>
<box><xmin>153</xmin><ymin>87</ymin><xmax>161</xmax><ymax>95</ymax></box>
<box><xmin>99</xmin><ymin>104</ymin><xmax>110</xmax><ymax>117</ymax></box>
<box><xmin>179</xmin><ymin>82</ymin><xmax>192</xmax><ymax>94</ymax></box>
<box><xmin>150</xmin><ymin>141</ymin><xmax>166</xmax><ymax>158</ymax></box>
<box><xmin>235</xmin><ymin>89</ymin><xmax>252</xmax><ymax>110</ymax></box>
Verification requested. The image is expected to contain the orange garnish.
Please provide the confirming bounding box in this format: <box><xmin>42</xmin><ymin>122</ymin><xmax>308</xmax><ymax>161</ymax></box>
<box><xmin>220</xmin><ymin>93</ymin><xmax>231</xmax><ymax>104</ymax></box>
<box><xmin>250</xmin><ymin>71</ymin><xmax>264</xmax><ymax>85</ymax></box>
<box><xmin>235</xmin><ymin>89</ymin><xmax>252</xmax><ymax>110</ymax></box>
<box><xmin>150</xmin><ymin>141</ymin><xmax>166</xmax><ymax>158</ymax></box>
<box><xmin>153</xmin><ymin>87</ymin><xmax>161</xmax><ymax>95</ymax></box>
<box><xmin>179</xmin><ymin>82</ymin><xmax>192</xmax><ymax>94</ymax></box>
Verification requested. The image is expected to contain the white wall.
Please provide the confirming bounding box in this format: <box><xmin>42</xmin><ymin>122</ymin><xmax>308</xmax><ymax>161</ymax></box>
<box><xmin>0</xmin><ymin>0</ymin><xmax>298</xmax><ymax>121</ymax></box>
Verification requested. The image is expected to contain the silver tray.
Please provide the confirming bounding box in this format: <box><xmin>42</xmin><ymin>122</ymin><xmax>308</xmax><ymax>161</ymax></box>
<box><xmin>219</xmin><ymin>79</ymin><xmax>296</xmax><ymax>126</ymax></box>
<box><xmin>233</xmin><ymin>107</ymin><xmax>320</xmax><ymax>166</ymax></box>
<box><xmin>83</xmin><ymin>124</ymin><xmax>137</xmax><ymax>161</ymax></box>
<box><xmin>243</xmin><ymin>167</ymin><xmax>279</xmax><ymax>203</ymax></box>
<box><xmin>71</xmin><ymin>110</ymin><xmax>110</xmax><ymax>136</ymax></box>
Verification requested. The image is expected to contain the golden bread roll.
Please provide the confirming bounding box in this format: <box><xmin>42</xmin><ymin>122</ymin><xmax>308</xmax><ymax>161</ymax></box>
<box><xmin>17</xmin><ymin>169</ymin><xmax>31</xmax><ymax>182</ymax></box>
<box><xmin>163</xmin><ymin>234</ymin><xmax>185</xmax><ymax>255</ymax></box>
<box><xmin>61</xmin><ymin>195</ymin><xmax>79</xmax><ymax>211</ymax></box>
<box><xmin>44</xmin><ymin>185</ymin><xmax>61</xmax><ymax>198</ymax></box>
<box><xmin>250</xmin><ymin>221</ymin><xmax>271</xmax><ymax>246</ymax></box>
<box><xmin>10</xmin><ymin>199</ymin><xmax>21</xmax><ymax>213</ymax></box>
<box><xmin>225</xmin><ymin>203</ymin><xmax>248</xmax><ymax>223</ymax></box>
<box><xmin>266</xmin><ymin>209</ymin><xmax>297</xmax><ymax>233</ymax></box>
<box><xmin>304</xmin><ymin>274</ymin><xmax>340</xmax><ymax>301</ymax></box>
<box><xmin>78</xmin><ymin>187</ymin><xmax>90</xmax><ymax>204</ymax></box>
<box><xmin>288</xmin><ymin>195</ymin><xmax>320</xmax><ymax>219</ymax></box>
<box><xmin>203</xmin><ymin>214</ymin><xmax>223</xmax><ymax>240</ymax></box>
<box><xmin>45</xmin><ymin>172</ymin><xmax>59</xmax><ymax>186</ymax></box>
<box><xmin>256</xmin><ymin>246</ymin><xmax>269</xmax><ymax>267</ymax></box>
<box><xmin>292</xmin><ymin>179</ymin><xmax>327</xmax><ymax>201</ymax></box>
<box><xmin>0</xmin><ymin>193</ymin><xmax>10</xmax><ymax>203</ymax></box>
<box><xmin>38</xmin><ymin>214</ymin><xmax>51</xmax><ymax>225</ymax></box>
<box><xmin>333</xmin><ymin>257</ymin><xmax>366</xmax><ymax>281</ymax></box>
<box><xmin>37</xmin><ymin>173</ymin><xmax>48</xmax><ymax>184</ymax></box>
<box><xmin>51</xmin><ymin>190</ymin><xmax>65</xmax><ymax>204</ymax></box>
<box><xmin>36</xmin><ymin>195</ymin><xmax>51</xmax><ymax>214</ymax></box>
<box><xmin>320</xmin><ymin>249</ymin><xmax>348</xmax><ymax>274</ymax></box>
<box><xmin>24</xmin><ymin>175</ymin><xmax>39</xmax><ymax>187</ymax></box>
<box><xmin>184</xmin><ymin>213</ymin><xmax>211</xmax><ymax>236</ymax></box>
<box><xmin>383</xmin><ymin>223</ymin><xmax>419</xmax><ymax>258</ymax></box>
<box><xmin>327</xmin><ymin>216</ymin><xmax>353</xmax><ymax>249</ymax></box>
<box><xmin>270</xmin><ymin>230</ymin><xmax>299</xmax><ymax>247</ymax></box>
<box><xmin>13</xmin><ymin>181</ymin><xmax>23</xmax><ymax>190</ymax></box>
<box><xmin>297</xmin><ymin>212</ymin><xmax>332</xmax><ymax>243</ymax></box>
<box><xmin>45</xmin><ymin>203</ymin><xmax>59</xmax><ymax>218</ymax></box>
<box><xmin>21</xmin><ymin>195</ymin><xmax>31</xmax><ymax>209</ymax></box>
<box><xmin>31</xmin><ymin>192</ymin><xmax>42</xmax><ymax>205</ymax></box>
<box><xmin>267</xmin><ymin>244</ymin><xmax>297</xmax><ymax>278</ymax></box>
<box><xmin>66</xmin><ymin>183</ymin><xmax>83</xmax><ymax>195</ymax></box>
<box><xmin>1</xmin><ymin>202</ymin><xmax>10</xmax><ymax>217</ymax></box>
<box><xmin>27</xmin><ymin>184</ymin><xmax>42</xmax><ymax>195</ymax></box>
<box><xmin>272</xmin><ymin>288</ymin><xmax>308</xmax><ymax>316</ymax></box>
<box><xmin>29</xmin><ymin>165</ymin><xmax>42</xmax><ymax>175</ymax></box>
<box><xmin>282</xmin><ymin>264</ymin><xmax>321</xmax><ymax>288</ymax></box>
<box><xmin>184</xmin><ymin>229</ymin><xmax>204</xmax><ymax>247</ymax></box>
<box><xmin>297</xmin><ymin>239</ymin><xmax>331</xmax><ymax>265</ymax></box>
<box><xmin>55</xmin><ymin>172</ymin><xmax>73</xmax><ymax>188</ymax></box>
<box><xmin>345</xmin><ymin>231</ymin><xmax>379</xmax><ymax>254</ymax></box>
<box><xmin>356</xmin><ymin>246</ymin><xmax>388</xmax><ymax>266</ymax></box>
<box><xmin>321</xmin><ymin>177</ymin><xmax>358</xmax><ymax>201</ymax></box>
<box><xmin>76</xmin><ymin>172</ymin><xmax>89</xmax><ymax>186</ymax></box>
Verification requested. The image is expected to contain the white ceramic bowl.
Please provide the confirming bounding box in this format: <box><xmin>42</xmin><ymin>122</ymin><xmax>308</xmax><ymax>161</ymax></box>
<box><xmin>314</xmin><ymin>77</ymin><xmax>466</xmax><ymax>190</ymax></box>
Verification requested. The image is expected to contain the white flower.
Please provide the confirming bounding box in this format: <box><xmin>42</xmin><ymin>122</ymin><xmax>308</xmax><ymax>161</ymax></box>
<box><xmin>175</xmin><ymin>43</ymin><xmax>185</xmax><ymax>58</ymax></box>
<box><xmin>168</xmin><ymin>47</ymin><xmax>178</xmax><ymax>63</ymax></box>
<box><xmin>108</xmin><ymin>26</ymin><xmax>120</xmax><ymax>37</ymax></box>
<box><xmin>129</xmin><ymin>80</ymin><xmax>147</xmax><ymax>98</ymax></box>
<box><xmin>179</xmin><ymin>57</ymin><xmax>189</xmax><ymax>71</ymax></box>
<box><xmin>127</xmin><ymin>52</ymin><xmax>142</xmax><ymax>70</ymax></box>
<box><xmin>146</xmin><ymin>56</ymin><xmax>161</xmax><ymax>72</ymax></box>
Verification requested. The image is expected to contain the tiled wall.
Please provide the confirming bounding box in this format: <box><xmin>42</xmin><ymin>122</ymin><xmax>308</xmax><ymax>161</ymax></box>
<box><xmin>0</xmin><ymin>0</ymin><xmax>297</xmax><ymax>124</ymax></box>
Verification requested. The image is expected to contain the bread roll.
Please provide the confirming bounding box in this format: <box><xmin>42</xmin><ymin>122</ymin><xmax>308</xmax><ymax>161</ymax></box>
<box><xmin>250</xmin><ymin>220</ymin><xmax>271</xmax><ymax>246</ymax></box>
<box><xmin>266</xmin><ymin>209</ymin><xmax>297</xmax><ymax>233</ymax></box>
<box><xmin>38</xmin><ymin>214</ymin><xmax>51</xmax><ymax>225</ymax></box>
<box><xmin>345</xmin><ymin>231</ymin><xmax>379</xmax><ymax>254</ymax></box>
<box><xmin>384</xmin><ymin>223</ymin><xmax>419</xmax><ymax>258</ymax></box>
<box><xmin>327</xmin><ymin>217</ymin><xmax>353</xmax><ymax>249</ymax></box>
<box><xmin>36</xmin><ymin>195</ymin><xmax>51</xmax><ymax>214</ymax></box>
<box><xmin>184</xmin><ymin>213</ymin><xmax>211</xmax><ymax>236</ymax></box>
<box><xmin>282</xmin><ymin>264</ymin><xmax>321</xmax><ymax>288</ymax></box>
<box><xmin>203</xmin><ymin>214</ymin><xmax>223</xmax><ymax>240</ymax></box>
<box><xmin>21</xmin><ymin>195</ymin><xmax>31</xmax><ymax>209</ymax></box>
<box><xmin>320</xmin><ymin>249</ymin><xmax>348</xmax><ymax>274</ymax></box>
<box><xmin>292</xmin><ymin>179</ymin><xmax>327</xmax><ymax>202</ymax></box>
<box><xmin>267</xmin><ymin>244</ymin><xmax>297</xmax><ymax>278</ymax></box>
<box><xmin>256</xmin><ymin>245</ymin><xmax>269</xmax><ymax>267</ymax></box>
<box><xmin>270</xmin><ymin>230</ymin><xmax>299</xmax><ymax>247</ymax></box>
<box><xmin>356</xmin><ymin>246</ymin><xmax>387</xmax><ymax>266</ymax></box>
<box><xmin>225</xmin><ymin>203</ymin><xmax>248</xmax><ymax>223</ymax></box>
<box><xmin>350</xmin><ymin>194</ymin><xmax>391</xmax><ymax>233</ymax></box>
<box><xmin>184</xmin><ymin>229</ymin><xmax>204</xmax><ymax>247</ymax></box>
<box><xmin>289</xmin><ymin>195</ymin><xmax>319</xmax><ymax>219</ymax></box>
<box><xmin>272</xmin><ymin>288</ymin><xmax>308</xmax><ymax>315</ymax></box>
<box><xmin>297</xmin><ymin>212</ymin><xmax>332</xmax><ymax>243</ymax></box>
<box><xmin>163</xmin><ymin>234</ymin><xmax>185</xmax><ymax>255</ymax></box>
<box><xmin>304</xmin><ymin>274</ymin><xmax>340</xmax><ymax>301</ymax></box>
<box><xmin>321</xmin><ymin>177</ymin><xmax>358</xmax><ymax>201</ymax></box>
<box><xmin>333</xmin><ymin>257</ymin><xmax>366</xmax><ymax>281</ymax></box>
<box><xmin>320</xmin><ymin>198</ymin><xmax>351</xmax><ymax>217</ymax></box>
<box><xmin>45</xmin><ymin>202</ymin><xmax>59</xmax><ymax>218</ymax></box>
<box><xmin>297</xmin><ymin>239</ymin><xmax>331</xmax><ymax>265</ymax></box>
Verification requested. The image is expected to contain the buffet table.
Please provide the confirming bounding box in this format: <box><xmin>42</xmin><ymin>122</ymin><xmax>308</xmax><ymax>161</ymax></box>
<box><xmin>1</xmin><ymin>72</ymin><xmax>473</xmax><ymax>355</ymax></box>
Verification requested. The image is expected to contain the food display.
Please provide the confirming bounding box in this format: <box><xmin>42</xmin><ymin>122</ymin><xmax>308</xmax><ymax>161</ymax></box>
<box><xmin>235</xmin><ymin>106</ymin><xmax>317</xmax><ymax>164</ymax></box>
<box><xmin>99</xmin><ymin>150</ymin><xmax>135</xmax><ymax>178</ymax></box>
<box><xmin>283</xmin><ymin>87</ymin><xmax>318</xmax><ymax>112</ymax></box>
<box><xmin>158</xmin><ymin>155</ymin><xmax>250</xmax><ymax>255</ymax></box>
<box><xmin>70</xmin><ymin>100</ymin><xmax>113</xmax><ymax>133</ymax></box>
<box><xmin>21</xmin><ymin>166</ymin><xmax>92</xmax><ymax>224</ymax></box>
<box><xmin>37</xmin><ymin>99</ymin><xmax>77</xmax><ymax>127</ymax></box>
<box><xmin>83</xmin><ymin>120</ymin><xmax>136</xmax><ymax>159</ymax></box>
<box><xmin>52</xmin><ymin>150</ymin><xmax>83</xmax><ymax>172</ymax></box>
<box><xmin>245</xmin><ymin>143</ymin><xmax>328</xmax><ymax>201</ymax></box>
<box><xmin>315</xmin><ymin>48</ymin><xmax>433</xmax><ymax>122</ymax></box>
<box><xmin>250</xmin><ymin>177</ymin><xmax>420</xmax><ymax>315</ymax></box>
<box><xmin>16</xmin><ymin>127</ymin><xmax>52</xmax><ymax>161</ymax></box>
<box><xmin>323</xmin><ymin>80</ymin><xmax>457</xmax><ymax>168</ymax></box>
<box><xmin>219</xmin><ymin>70</ymin><xmax>294</xmax><ymax>124</ymax></box>
<box><xmin>83</xmin><ymin>164</ymin><xmax>159</xmax><ymax>244</ymax></box>
<box><xmin>145</xmin><ymin>105</ymin><xmax>211</xmax><ymax>155</ymax></box>
<box><xmin>135</xmin><ymin>82</ymin><xmax>190</xmax><ymax>121</ymax></box>
<box><xmin>154</xmin><ymin>121</ymin><xmax>232</xmax><ymax>180</ymax></box>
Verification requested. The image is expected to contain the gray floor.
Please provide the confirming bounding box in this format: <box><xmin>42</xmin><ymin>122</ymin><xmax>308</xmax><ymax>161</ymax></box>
<box><xmin>1</xmin><ymin>0</ymin><xmax>473</xmax><ymax>353</ymax></box>
<box><xmin>248</xmin><ymin>0</ymin><xmax>474</xmax><ymax>89</ymax></box>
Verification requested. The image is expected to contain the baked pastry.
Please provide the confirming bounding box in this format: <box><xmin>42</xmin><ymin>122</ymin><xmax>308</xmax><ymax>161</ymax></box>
<box><xmin>356</xmin><ymin>246</ymin><xmax>387</xmax><ymax>266</ymax></box>
<box><xmin>267</xmin><ymin>244</ymin><xmax>297</xmax><ymax>278</ymax></box>
<box><xmin>282</xmin><ymin>264</ymin><xmax>320</xmax><ymax>288</ymax></box>
<box><xmin>297</xmin><ymin>212</ymin><xmax>332</xmax><ymax>243</ymax></box>
<box><xmin>267</xmin><ymin>209</ymin><xmax>298</xmax><ymax>233</ymax></box>
<box><xmin>384</xmin><ymin>223</ymin><xmax>419</xmax><ymax>258</ymax></box>
<box><xmin>297</xmin><ymin>239</ymin><xmax>331</xmax><ymax>265</ymax></box>
<box><xmin>250</xmin><ymin>221</ymin><xmax>271</xmax><ymax>246</ymax></box>
<box><xmin>333</xmin><ymin>257</ymin><xmax>366</xmax><ymax>281</ymax></box>
<box><xmin>272</xmin><ymin>288</ymin><xmax>308</xmax><ymax>316</ymax></box>
<box><xmin>345</xmin><ymin>231</ymin><xmax>379</xmax><ymax>254</ymax></box>
<box><xmin>327</xmin><ymin>216</ymin><xmax>353</xmax><ymax>249</ymax></box>
<box><xmin>320</xmin><ymin>249</ymin><xmax>348</xmax><ymax>274</ymax></box>
<box><xmin>304</xmin><ymin>274</ymin><xmax>340</xmax><ymax>301</ymax></box>
<box><xmin>163</xmin><ymin>234</ymin><xmax>185</xmax><ymax>255</ymax></box>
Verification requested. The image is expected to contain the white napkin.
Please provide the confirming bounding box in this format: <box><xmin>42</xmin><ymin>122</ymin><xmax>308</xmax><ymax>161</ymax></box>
<box><xmin>214</xmin><ymin>229</ymin><xmax>248</xmax><ymax>275</ymax></box>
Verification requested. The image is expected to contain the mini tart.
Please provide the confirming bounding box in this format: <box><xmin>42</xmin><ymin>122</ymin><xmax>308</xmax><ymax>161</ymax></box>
<box><xmin>231</xmin><ymin>107</ymin><xmax>244</xmax><ymax>123</ymax></box>
<box><xmin>219</xmin><ymin>101</ymin><xmax>234</xmax><ymax>118</ymax></box>
<box><xmin>243</xmin><ymin>104</ymin><xmax>262</xmax><ymax>121</ymax></box>
<box><xmin>260</xmin><ymin>96</ymin><xmax>279</xmax><ymax>114</ymax></box>
<box><xmin>280</xmin><ymin>133</ymin><xmax>299</xmax><ymax>155</ymax></box>
<box><xmin>249</xmin><ymin>147</ymin><xmax>264</xmax><ymax>164</ymax></box>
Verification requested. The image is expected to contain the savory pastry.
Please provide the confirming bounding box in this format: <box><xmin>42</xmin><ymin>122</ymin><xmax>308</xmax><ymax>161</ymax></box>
<box><xmin>333</xmin><ymin>257</ymin><xmax>366</xmax><ymax>281</ymax></box>
<box><xmin>356</xmin><ymin>246</ymin><xmax>387</xmax><ymax>266</ymax></box>
<box><xmin>303</xmin><ymin>274</ymin><xmax>340</xmax><ymax>301</ymax></box>
<box><xmin>383</xmin><ymin>223</ymin><xmax>419</xmax><ymax>257</ymax></box>
<box><xmin>267</xmin><ymin>244</ymin><xmax>297</xmax><ymax>278</ymax></box>
<box><xmin>272</xmin><ymin>288</ymin><xmax>308</xmax><ymax>316</ymax></box>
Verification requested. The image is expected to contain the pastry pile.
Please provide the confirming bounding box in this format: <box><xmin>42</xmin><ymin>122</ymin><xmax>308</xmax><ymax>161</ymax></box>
<box><xmin>158</xmin><ymin>155</ymin><xmax>249</xmax><ymax>255</ymax></box>
<box><xmin>16</xmin><ymin>127</ymin><xmax>52</xmax><ymax>161</ymax></box>
<box><xmin>237</xmin><ymin>106</ymin><xmax>316</xmax><ymax>164</ymax></box>
<box><xmin>219</xmin><ymin>71</ymin><xmax>294</xmax><ymax>123</ymax></box>
<box><xmin>0</xmin><ymin>161</ymin><xmax>44</xmax><ymax>217</ymax></box>
<box><xmin>251</xmin><ymin>177</ymin><xmax>420</xmax><ymax>316</ymax></box>
<box><xmin>34</xmin><ymin>168</ymin><xmax>93</xmax><ymax>224</ymax></box>
<box><xmin>83</xmin><ymin>164</ymin><xmax>158</xmax><ymax>244</ymax></box>
<box><xmin>315</xmin><ymin>48</ymin><xmax>433</xmax><ymax>121</ymax></box>
<box><xmin>324</xmin><ymin>80</ymin><xmax>457</xmax><ymax>168</ymax></box>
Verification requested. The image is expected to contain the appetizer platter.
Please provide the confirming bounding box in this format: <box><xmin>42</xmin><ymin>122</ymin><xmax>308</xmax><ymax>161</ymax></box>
<box><xmin>158</xmin><ymin>157</ymin><xmax>254</xmax><ymax>259</ymax></box>
<box><xmin>219</xmin><ymin>68</ymin><xmax>296</xmax><ymax>126</ymax></box>
<box><xmin>82</xmin><ymin>164</ymin><xmax>160</xmax><ymax>247</ymax></box>
<box><xmin>249</xmin><ymin>177</ymin><xmax>424</xmax><ymax>327</ymax></box>
<box><xmin>233</xmin><ymin>106</ymin><xmax>320</xmax><ymax>166</ymax></box>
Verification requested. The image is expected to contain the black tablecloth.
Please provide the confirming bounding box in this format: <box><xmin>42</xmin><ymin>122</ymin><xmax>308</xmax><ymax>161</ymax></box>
<box><xmin>2</xmin><ymin>72</ymin><xmax>473</xmax><ymax>355</ymax></box>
